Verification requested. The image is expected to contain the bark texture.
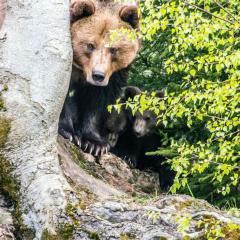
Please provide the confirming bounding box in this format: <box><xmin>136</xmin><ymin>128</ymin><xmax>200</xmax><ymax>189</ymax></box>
<box><xmin>0</xmin><ymin>0</ymin><xmax>73</xmax><ymax>238</ymax></box>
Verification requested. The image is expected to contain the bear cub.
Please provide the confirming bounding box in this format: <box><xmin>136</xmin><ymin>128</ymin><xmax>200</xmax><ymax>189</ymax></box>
<box><xmin>105</xmin><ymin>86</ymin><xmax>175</xmax><ymax>190</ymax></box>
<box><xmin>59</xmin><ymin>0</ymin><xmax>140</xmax><ymax>156</ymax></box>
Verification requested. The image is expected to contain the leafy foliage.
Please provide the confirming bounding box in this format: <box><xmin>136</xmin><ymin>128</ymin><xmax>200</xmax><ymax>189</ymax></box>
<box><xmin>126</xmin><ymin>0</ymin><xmax>240</xmax><ymax>207</ymax></box>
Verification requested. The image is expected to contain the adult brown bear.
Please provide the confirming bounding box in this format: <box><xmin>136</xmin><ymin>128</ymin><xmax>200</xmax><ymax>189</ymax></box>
<box><xmin>59</xmin><ymin>0</ymin><xmax>140</xmax><ymax>156</ymax></box>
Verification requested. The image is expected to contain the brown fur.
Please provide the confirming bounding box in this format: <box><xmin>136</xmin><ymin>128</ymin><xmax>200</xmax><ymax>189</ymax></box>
<box><xmin>71</xmin><ymin>0</ymin><xmax>140</xmax><ymax>86</ymax></box>
<box><xmin>59</xmin><ymin>1</ymin><xmax>140</xmax><ymax>156</ymax></box>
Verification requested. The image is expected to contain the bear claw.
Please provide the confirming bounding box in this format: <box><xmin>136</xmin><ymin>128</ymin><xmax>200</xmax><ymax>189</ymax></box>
<box><xmin>74</xmin><ymin>135</ymin><xmax>81</xmax><ymax>147</ymax></box>
<box><xmin>89</xmin><ymin>144</ymin><xmax>94</xmax><ymax>155</ymax></box>
<box><xmin>80</xmin><ymin>138</ymin><xmax>110</xmax><ymax>157</ymax></box>
<box><xmin>100</xmin><ymin>147</ymin><xmax>105</xmax><ymax>156</ymax></box>
<box><xmin>94</xmin><ymin>146</ymin><xmax>101</xmax><ymax>156</ymax></box>
<box><xmin>83</xmin><ymin>142</ymin><xmax>89</xmax><ymax>151</ymax></box>
<box><xmin>59</xmin><ymin>128</ymin><xmax>73</xmax><ymax>142</ymax></box>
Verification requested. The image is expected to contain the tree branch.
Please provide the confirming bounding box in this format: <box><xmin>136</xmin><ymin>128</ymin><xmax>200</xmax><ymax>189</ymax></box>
<box><xmin>183</xmin><ymin>1</ymin><xmax>234</xmax><ymax>25</ymax></box>
<box><xmin>213</xmin><ymin>0</ymin><xmax>240</xmax><ymax>24</ymax></box>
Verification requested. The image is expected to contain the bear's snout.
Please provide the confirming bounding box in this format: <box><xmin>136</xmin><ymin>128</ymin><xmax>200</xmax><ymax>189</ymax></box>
<box><xmin>92</xmin><ymin>70</ymin><xmax>105</xmax><ymax>83</ymax></box>
<box><xmin>133</xmin><ymin>119</ymin><xmax>147</xmax><ymax>138</ymax></box>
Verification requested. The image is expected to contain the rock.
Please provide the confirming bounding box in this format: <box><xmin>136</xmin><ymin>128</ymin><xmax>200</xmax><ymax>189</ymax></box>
<box><xmin>0</xmin><ymin>0</ymin><xmax>73</xmax><ymax>237</ymax></box>
<box><xmin>64</xmin><ymin>195</ymin><xmax>240</xmax><ymax>239</ymax></box>
<box><xmin>58</xmin><ymin>136</ymin><xmax>160</xmax><ymax>197</ymax></box>
<box><xmin>58</xmin><ymin>137</ymin><xmax>240</xmax><ymax>240</ymax></box>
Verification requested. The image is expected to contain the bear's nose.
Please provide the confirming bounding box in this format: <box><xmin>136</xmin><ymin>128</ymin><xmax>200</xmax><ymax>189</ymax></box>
<box><xmin>135</xmin><ymin>131</ymin><xmax>142</xmax><ymax>138</ymax></box>
<box><xmin>92</xmin><ymin>71</ymin><xmax>105</xmax><ymax>82</ymax></box>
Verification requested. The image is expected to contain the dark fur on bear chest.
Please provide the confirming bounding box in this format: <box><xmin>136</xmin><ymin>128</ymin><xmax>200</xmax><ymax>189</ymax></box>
<box><xmin>58</xmin><ymin>67</ymin><xmax>128</xmax><ymax>155</ymax></box>
<box><xmin>71</xmin><ymin>67</ymin><xmax>128</xmax><ymax>124</ymax></box>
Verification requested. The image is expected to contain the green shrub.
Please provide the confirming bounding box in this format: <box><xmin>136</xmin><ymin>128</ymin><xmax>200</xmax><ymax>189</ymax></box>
<box><xmin>125</xmin><ymin>0</ymin><xmax>240</xmax><ymax>207</ymax></box>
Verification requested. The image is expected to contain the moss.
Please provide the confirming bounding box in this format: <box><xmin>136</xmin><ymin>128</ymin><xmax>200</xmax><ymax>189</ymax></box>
<box><xmin>65</xmin><ymin>202</ymin><xmax>99</xmax><ymax>239</ymax></box>
<box><xmin>66</xmin><ymin>142</ymin><xmax>102</xmax><ymax>179</ymax></box>
<box><xmin>69</xmin><ymin>143</ymin><xmax>86</xmax><ymax>167</ymax></box>
<box><xmin>41</xmin><ymin>227</ymin><xmax>74</xmax><ymax>240</ymax></box>
<box><xmin>68</xmin><ymin>144</ymin><xmax>98</xmax><ymax>176</ymax></box>
<box><xmin>42</xmin><ymin>227</ymin><xmax>101</xmax><ymax>240</ymax></box>
<box><xmin>0</xmin><ymin>118</ymin><xmax>15</xmax><ymax>197</ymax></box>
<box><xmin>89</xmin><ymin>232</ymin><xmax>100</xmax><ymax>240</ymax></box>
<box><xmin>66</xmin><ymin>181</ymin><xmax>95</xmax><ymax>210</ymax></box>
<box><xmin>0</xmin><ymin>98</ymin><xmax>5</xmax><ymax>111</ymax></box>
<box><xmin>128</xmin><ymin>178</ymin><xmax>134</xmax><ymax>184</ymax></box>
<box><xmin>222</xmin><ymin>223</ymin><xmax>240</xmax><ymax>240</ymax></box>
<box><xmin>0</xmin><ymin>118</ymin><xmax>10</xmax><ymax>147</ymax></box>
<box><xmin>0</xmin><ymin>83</ymin><xmax>8</xmax><ymax>111</ymax></box>
<box><xmin>59</xmin><ymin>224</ymin><xmax>75</xmax><ymax>240</ymax></box>
<box><xmin>176</xmin><ymin>200</ymin><xmax>195</xmax><ymax>211</ymax></box>
<box><xmin>131</xmin><ymin>192</ymin><xmax>159</xmax><ymax>205</ymax></box>
<box><xmin>41</xmin><ymin>231</ymin><xmax>57</xmax><ymax>240</ymax></box>
<box><xmin>0</xmin><ymin>118</ymin><xmax>35</xmax><ymax>239</ymax></box>
<box><xmin>3</xmin><ymin>84</ymin><xmax>8</xmax><ymax>91</ymax></box>
<box><xmin>175</xmin><ymin>198</ymin><xmax>214</xmax><ymax>213</ymax></box>
<box><xmin>197</xmin><ymin>216</ymin><xmax>240</xmax><ymax>240</ymax></box>
<box><xmin>66</xmin><ymin>201</ymin><xmax>81</xmax><ymax>226</ymax></box>
<box><xmin>120</xmin><ymin>233</ymin><xmax>136</xmax><ymax>240</ymax></box>
<box><xmin>64</xmin><ymin>193</ymin><xmax>103</xmax><ymax>240</ymax></box>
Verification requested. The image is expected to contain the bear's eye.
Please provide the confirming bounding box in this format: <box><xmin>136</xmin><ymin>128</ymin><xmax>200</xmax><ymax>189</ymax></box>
<box><xmin>109</xmin><ymin>47</ymin><xmax>118</xmax><ymax>55</ymax></box>
<box><xmin>87</xmin><ymin>43</ymin><xmax>95</xmax><ymax>52</ymax></box>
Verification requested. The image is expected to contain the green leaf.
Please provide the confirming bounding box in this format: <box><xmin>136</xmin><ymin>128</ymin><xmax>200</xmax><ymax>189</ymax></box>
<box><xmin>190</xmin><ymin>69</ymin><xmax>196</xmax><ymax>76</ymax></box>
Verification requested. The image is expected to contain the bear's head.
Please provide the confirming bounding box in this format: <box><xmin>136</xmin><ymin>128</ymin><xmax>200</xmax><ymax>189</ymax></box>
<box><xmin>123</xmin><ymin>86</ymin><xmax>164</xmax><ymax>138</ymax></box>
<box><xmin>133</xmin><ymin>110</ymin><xmax>157</xmax><ymax>138</ymax></box>
<box><xmin>70</xmin><ymin>0</ymin><xmax>140</xmax><ymax>86</ymax></box>
<box><xmin>133</xmin><ymin>91</ymin><xmax>164</xmax><ymax>138</ymax></box>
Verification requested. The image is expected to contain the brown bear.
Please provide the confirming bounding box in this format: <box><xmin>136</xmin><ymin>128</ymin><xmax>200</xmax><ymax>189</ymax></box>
<box><xmin>58</xmin><ymin>0</ymin><xmax>140</xmax><ymax>156</ymax></box>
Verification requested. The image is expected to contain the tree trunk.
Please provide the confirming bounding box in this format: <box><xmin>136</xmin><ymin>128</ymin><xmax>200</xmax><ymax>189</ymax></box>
<box><xmin>0</xmin><ymin>0</ymin><xmax>73</xmax><ymax>238</ymax></box>
<box><xmin>0</xmin><ymin>1</ymin><xmax>239</xmax><ymax>240</ymax></box>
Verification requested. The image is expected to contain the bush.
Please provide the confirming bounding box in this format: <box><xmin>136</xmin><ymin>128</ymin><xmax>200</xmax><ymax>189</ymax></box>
<box><xmin>126</xmin><ymin>0</ymin><xmax>240</xmax><ymax>207</ymax></box>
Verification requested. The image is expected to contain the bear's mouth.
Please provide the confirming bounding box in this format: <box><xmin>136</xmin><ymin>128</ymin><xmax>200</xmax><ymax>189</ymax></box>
<box><xmin>86</xmin><ymin>77</ymin><xmax>109</xmax><ymax>87</ymax></box>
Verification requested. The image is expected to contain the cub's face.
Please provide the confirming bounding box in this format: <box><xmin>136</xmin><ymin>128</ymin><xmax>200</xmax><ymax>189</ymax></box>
<box><xmin>71</xmin><ymin>0</ymin><xmax>140</xmax><ymax>86</ymax></box>
<box><xmin>133</xmin><ymin>111</ymin><xmax>157</xmax><ymax>138</ymax></box>
<box><xmin>122</xmin><ymin>87</ymin><xmax>164</xmax><ymax>138</ymax></box>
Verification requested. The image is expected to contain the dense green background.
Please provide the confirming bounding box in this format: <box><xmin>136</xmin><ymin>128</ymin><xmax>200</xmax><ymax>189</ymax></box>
<box><xmin>127</xmin><ymin>0</ymin><xmax>240</xmax><ymax>208</ymax></box>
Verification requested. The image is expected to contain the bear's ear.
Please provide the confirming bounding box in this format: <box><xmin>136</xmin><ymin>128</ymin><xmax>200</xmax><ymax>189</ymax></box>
<box><xmin>70</xmin><ymin>0</ymin><xmax>96</xmax><ymax>23</ymax></box>
<box><xmin>123</xmin><ymin>86</ymin><xmax>141</xmax><ymax>101</ymax></box>
<box><xmin>119</xmin><ymin>4</ymin><xmax>139</xmax><ymax>29</ymax></box>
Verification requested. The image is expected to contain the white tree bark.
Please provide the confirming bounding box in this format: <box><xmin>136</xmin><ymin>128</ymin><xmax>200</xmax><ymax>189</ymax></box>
<box><xmin>0</xmin><ymin>0</ymin><xmax>72</xmax><ymax>238</ymax></box>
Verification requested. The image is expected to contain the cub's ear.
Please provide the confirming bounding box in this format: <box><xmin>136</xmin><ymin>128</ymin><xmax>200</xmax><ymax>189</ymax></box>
<box><xmin>70</xmin><ymin>0</ymin><xmax>96</xmax><ymax>23</ymax></box>
<box><xmin>119</xmin><ymin>4</ymin><xmax>139</xmax><ymax>29</ymax></box>
<box><xmin>122</xmin><ymin>86</ymin><xmax>141</xmax><ymax>101</ymax></box>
